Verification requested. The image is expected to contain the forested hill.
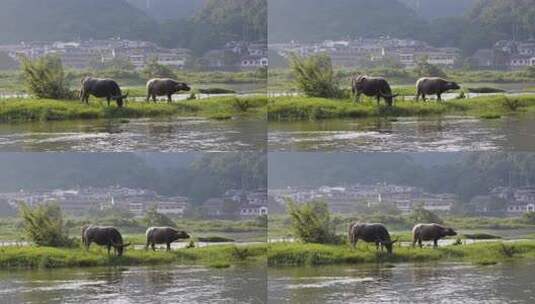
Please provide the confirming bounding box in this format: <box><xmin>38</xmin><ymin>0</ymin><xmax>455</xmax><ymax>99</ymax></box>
<box><xmin>269</xmin><ymin>0</ymin><xmax>535</xmax><ymax>56</ymax></box>
<box><xmin>268</xmin><ymin>0</ymin><xmax>423</xmax><ymax>43</ymax></box>
<box><xmin>0</xmin><ymin>0</ymin><xmax>158</xmax><ymax>43</ymax></box>
<box><xmin>0</xmin><ymin>153</ymin><xmax>267</xmax><ymax>204</ymax></box>
<box><xmin>125</xmin><ymin>0</ymin><xmax>207</xmax><ymax>21</ymax></box>
<box><xmin>0</xmin><ymin>0</ymin><xmax>267</xmax><ymax>55</ymax></box>
<box><xmin>398</xmin><ymin>0</ymin><xmax>477</xmax><ymax>19</ymax></box>
<box><xmin>268</xmin><ymin>153</ymin><xmax>535</xmax><ymax>202</ymax></box>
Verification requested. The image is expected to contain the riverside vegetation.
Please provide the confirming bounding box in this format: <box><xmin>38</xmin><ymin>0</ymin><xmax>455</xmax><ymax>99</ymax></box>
<box><xmin>0</xmin><ymin>203</ymin><xmax>267</xmax><ymax>270</ymax></box>
<box><xmin>0</xmin><ymin>55</ymin><xmax>267</xmax><ymax>122</ymax></box>
<box><xmin>268</xmin><ymin>201</ymin><xmax>535</xmax><ymax>267</ymax></box>
<box><xmin>268</xmin><ymin>54</ymin><xmax>535</xmax><ymax>121</ymax></box>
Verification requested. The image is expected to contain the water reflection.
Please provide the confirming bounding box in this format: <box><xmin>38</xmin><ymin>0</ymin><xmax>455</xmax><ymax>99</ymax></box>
<box><xmin>0</xmin><ymin>265</ymin><xmax>267</xmax><ymax>304</ymax></box>
<box><xmin>0</xmin><ymin>117</ymin><xmax>266</xmax><ymax>152</ymax></box>
<box><xmin>269</xmin><ymin>262</ymin><xmax>535</xmax><ymax>304</ymax></box>
<box><xmin>269</xmin><ymin>114</ymin><xmax>535</xmax><ymax>152</ymax></box>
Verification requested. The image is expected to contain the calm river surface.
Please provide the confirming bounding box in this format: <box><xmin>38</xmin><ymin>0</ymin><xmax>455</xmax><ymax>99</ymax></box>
<box><xmin>0</xmin><ymin>264</ymin><xmax>267</xmax><ymax>304</ymax></box>
<box><xmin>0</xmin><ymin>117</ymin><xmax>266</xmax><ymax>152</ymax></box>
<box><xmin>269</xmin><ymin>262</ymin><xmax>535</xmax><ymax>304</ymax></box>
<box><xmin>269</xmin><ymin>114</ymin><xmax>535</xmax><ymax>152</ymax></box>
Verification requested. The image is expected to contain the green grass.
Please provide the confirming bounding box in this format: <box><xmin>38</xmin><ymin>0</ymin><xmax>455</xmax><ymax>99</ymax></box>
<box><xmin>268</xmin><ymin>241</ymin><xmax>535</xmax><ymax>267</ymax></box>
<box><xmin>0</xmin><ymin>95</ymin><xmax>267</xmax><ymax>123</ymax></box>
<box><xmin>0</xmin><ymin>244</ymin><xmax>266</xmax><ymax>270</ymax></box>
<box><xmin>268</xmin><ymin>94</ymin><xmax>535</xmax><ymax>120</ymax></box>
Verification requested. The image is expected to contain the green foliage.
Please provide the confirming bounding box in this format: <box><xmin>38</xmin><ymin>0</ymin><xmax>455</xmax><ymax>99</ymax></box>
<box><xmin>0</xmin><ymin>95</ymin><xmax>266</xmax><ymax>123</ymax></box>
<box><xmin>18</xmin><ymin>202</ymin><xmax>74</xmax><ymax>247</ymax></box>
<box><xmin>267</xmin><ymin>241</ymin><xmax>535</xmax><ymax>267</ymax></box>
<box><xmin>142</xmin><ymin>57</ymin><xmax>176</xmax><ymax>80</ymax></box>
<box><xmin>0</xmin><ymin>244</ymin><xmax>266</xmax><ymax>270</ymax></box>
<box><xmin>142</xmin><ymin>206</ymin><xmax>177</xmax><ymax>228</ymax></box>
<box><xmin>287</xmin><ymin>200</ymin><xmax>338</xmax><ymax>244</ymax></box>
<box><xmin>410</xmin><ymin>205</ymin><xmax>444</xmax><ymax>224</ymax></box>
<box><xmin>20</xmin><ymin>55</ymin><xmax>76</xmax><ymax>100</ymax></box>
<box><xmin>523</xmin><ymin>212</ymin><xmax>535</xmax><ymax>225</ymax></box>
<box><xmin>414</xmin><ymin>57</ymin><xmax>447</xmax><ymax>78</ymax></box>
<box><xmin>290</xmin><ymin>54</ymin><xmax>342</xmax><ymax>98</ymax></box>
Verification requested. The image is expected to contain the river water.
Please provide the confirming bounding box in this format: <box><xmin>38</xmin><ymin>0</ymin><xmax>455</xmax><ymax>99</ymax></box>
<box><xmin>268</xmin><ymin>262</ymin><xmax>535</xmax><ymax>304</ymax></box>
<box><xmin>0</xmin><ymin>117</ymin><xmax>266</xmax><ymax>152</ymax></box>
<box><xmin>269</xmin><ymin>114</ymin><xmax>535</xmax><ymax>152</ymax></box>
<box><xmin>0</xmin><ymin>265</ymin><xmax>267</xmax><ymax>304</ymax></box>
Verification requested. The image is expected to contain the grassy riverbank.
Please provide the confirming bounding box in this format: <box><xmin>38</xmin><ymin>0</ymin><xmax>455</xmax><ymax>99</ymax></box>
<box><xmin>268</xmin><ymin>241</ymin><xmax>535</xmax><ymax>267</ymax></box>
<box><xmin>0</xmin><ymin>95</ymin><xmax>267</xmax><ymax>122</ymax></box>
<box><xmin>268</xmin><ymin>94</ymin><xmax>535</xmax><ymax>120</ymax></box>
<box><xmin>0</xmin><ymin>244</ymin><xmax>266</xmax><ymax>270</ymax></box>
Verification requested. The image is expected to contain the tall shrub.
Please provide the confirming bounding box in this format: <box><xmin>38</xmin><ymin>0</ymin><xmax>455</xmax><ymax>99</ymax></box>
<box><xmin>20</xmin><ymin>55</ymin><xmax>75</xmax><ymax>99</ymax></box>
<box><xmin>19</xmin><ymin>202</ymin><xmax>74</xmax><ymax>247</ymax></box>
<box><xmin>287</xmin><ymin>200</ymin><xmax>338</xmax><ymax>244</ymax></box>
<box><xmin>290</xmin><ymin>53</ymin><xmax>341</xmax><ymax>98</ymax></box>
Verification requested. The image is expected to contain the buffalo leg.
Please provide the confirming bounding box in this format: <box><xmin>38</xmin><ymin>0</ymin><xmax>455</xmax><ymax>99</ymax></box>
<box><xmin>152</xmin><ymin>95</ymin><xmax>157</xmax><ymax>103</ymax></box>
<box><xmin>151</xmin><ymin>243</ymin><xmax>156</xmax><ymax>251</ymax></box>
<box><xmin>434</xmin><ymin>239</ymin><xmax>438</xmax><ymax>248</ymax></box>
<box><xmin>107</xmin><ymin>245</ymin><xmax>111</xmax><ymax>255</ymax></box>
<box><xmin>106</xmin><ymin>97</ymin><xmax>111</xmax><ymax>107</ymax></box>
<box><xmin>354</xmin><ymin>93</ymin><xmax>361</xmax><ymax>103</ymax></box>
<box><xmin>376</xmin><ymin>95</ymin><xmax>381</xmax><ymax>105</ymax></box>
<box><xmin>167</xmin><ymin>243</ymin><xmax>171</xmax><ymax>252</ymax></box>
<box><xmin>418</xmin><ymin>239</ymin><xmax>423</xmax><ymax>248</ymax></box>
<box><xmin>167</xmin><ymin>94</ymin><xmax>172</xmax><ymax>103</ymax></box>
<box><xmin>437</xmin><ymin>94</ymin><xmax>442</xmax><ymax>102</ymax></box>
<box><xmin>422</xmin><ymin>94</ymin><xmax>427</xmax><ymax>102</ymax></box>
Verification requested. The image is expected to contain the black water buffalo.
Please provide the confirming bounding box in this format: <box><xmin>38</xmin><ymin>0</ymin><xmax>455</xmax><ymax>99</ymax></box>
<box><xmin>351</xmin><ymin>75</ymin><xmax>398</xmax><ymax>106</ymax></box>
<box><xmin>412</xmin><ymin>223</ymin><xmax>457</xmax><ymax>248</ymax></box>
<box><xmin>145</xmin><ymin>227</ymin><xmax>190</xmax><ymax>251</ymax></box>
<box><xmin>348</xmin><ymin>223</ymin><xmax>398</xmax><ymax>254</ymax></box>
<box><xmin>80</xmin><ymin>77</ymin><xmax>128</xmax><ymax>107</ymax></box>
<box><xmin>82</xmin><ymin>225</ymin><xmax>131</xmax><ymax>256</ymax></box>
<box><xmin>416</xmin><ymin>77</ymin><xmax>460</xmax><ymax>102</ymax></box>
<box><xmin>146</xmin><ymin>78</ymin><xmax>191</xmax><ymax>103</ymax></box>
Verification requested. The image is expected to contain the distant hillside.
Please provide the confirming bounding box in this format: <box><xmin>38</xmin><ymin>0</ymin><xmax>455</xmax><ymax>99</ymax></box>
<box><xmin>268</xmin><ymin>0</ymin><xmax>424</xmax><ymax>43</ymax></box>
<box><xmin>125</xmin><ymin>0</ymin><xmax>207</xmax><ymax>21</ymax></box>
<box><xmin>0</xmin><ymin>0</ymin><xmax>158</xmax><ymax>43</ymax></box>
<box><xmin>0</xmin><ymin>0</ymin><xmax>266</xmax><ymax>55</ymax></box>
<box><xmin>398</xmin><ymin>0</ymin><xmax>477</xmax><ymax>19</ymax></box>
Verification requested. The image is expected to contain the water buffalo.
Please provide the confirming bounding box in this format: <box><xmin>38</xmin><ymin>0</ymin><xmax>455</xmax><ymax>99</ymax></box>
<box><xmin>80</xmin><ymin>77</ymin><xmax>128</xmax><ymax>108</ymax></box>
<box><xmin>416</xmin><ymin>77</ymin><xmax>460</xmax><ymax>102</ymax></box>
<box><xmin>145</xmin><ymin>227</ymin><xmax>190</xmax><ymax>251</ymax></box>
<box><xmin>412</xmin><ymin>223</ymin><xmax>457</xmax><ymax>248</ymax></box>
<box><xmin>146</xmin><ymin>78</ymin><xmax>191</xmax><ymax>103</ymax></box>
<box><xmin>348</xmin><ymin>223</ymin><xmax>398</xmax><ymax>254</ymax></box>
<box><xmin>351</xmin><ymin>75</ymin><xmax>398</xmax><ymax>106</ymax></box>
<box><xmin>82</xmin><ymin>225</ymin><xmax>131</xmax><ymax>256</ymax></box>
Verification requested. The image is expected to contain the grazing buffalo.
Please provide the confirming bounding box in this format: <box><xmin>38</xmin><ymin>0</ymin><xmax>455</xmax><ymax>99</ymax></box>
<box><xmin>412</xmin><ymin>223</ymin><xmax>457</xmax><ymax>248</ymax></box>
<box><xmin>348</xmin><ymin>223</ymin><xmax>398</xmax><ymax>254</ymax></box>
<box><xmin>82</xmin><ymin>225</ymin><xmax>131</xmax><ymax>256</ymax></box>
<box><xmin>351</xmin><ymin>75</ymin><xmax>398</xmax><ymax>106</ymax></box>
<box><xmin>146</xmin><ymin>78</ymin><xmax>191</xmax><ymax>103</ymax></box>
<box><xmin>145</xmin><ymin>227</ymin><xmax>190</xmax><ymax>251</ymax></box>
<box><xmin>80</xmin><ymin>77</ymin><xmax>128</xmax><ymax>108</ymax></box>
<box><xmin>416</xmin><ymin>77</ymin><xmax>460</xmax><ymax>102</ymax></box>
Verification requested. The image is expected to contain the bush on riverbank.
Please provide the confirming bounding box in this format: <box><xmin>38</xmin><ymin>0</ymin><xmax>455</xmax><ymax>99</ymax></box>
<box><xmin>0</xmin><ymin>244</ymin><xmax>266</xmax><ymax>270</ymax></box>
<box><xmin>0</xmin><ymin>95</ymin><xmax>267</xmax><ymax>122</ymax></box>
<box><xmin>19</xmin><ymin>203</ymin><xmax>75</xmax><ymax>248</ymax></box>
<box><xmin>267</xmin><ymin>241</ymin><xmax>535</xmax><ymax>266</ymax></box>
<box><xmin>267</xmin><ymin>94</ymin><xmax>535</xmax><ymax>120</ymax></box>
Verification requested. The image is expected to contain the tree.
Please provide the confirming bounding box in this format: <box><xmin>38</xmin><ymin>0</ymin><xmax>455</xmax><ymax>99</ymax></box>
<box><xmin>414</xmin><ymin>56</ymin><xmax>447</xmax><ymax>78</ymax></box>
<box><xmin>19</xmin><ymin>202</ymin><xmax>74</xmax><ymax>247</ymax></box>
<box><xmin>142</xmin><ymin>57</ymin><xmax>176</xmax><ymax>79</ymax></box>
<box><xmin>287</xmin><ymin>200</ymin><xmax>338</xmax><ymax>244</ymax></box>
<box><xmin>290</xmin><ymin>53</ymin><xmax>341</xmax><ymax>98</ymax></box>
<box><xmin>20</xmin><ymin>54</ymin><xmax>76</xmax><ymax>99</ymax></box>
<box><xmin>409</xmin><ymin>204</ymin><xmax>444</xmax><ymax>225</ymax></box>
<box><xmin>142</xmin><ymin>206</ymin><xmax>177</xmax><ymax>228</ymax></box>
